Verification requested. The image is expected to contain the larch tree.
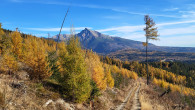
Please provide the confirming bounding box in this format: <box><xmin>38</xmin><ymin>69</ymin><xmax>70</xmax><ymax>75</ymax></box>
<box><xmin>0</xmin><ymin>23</ymin><xmax>5</xmax><ymax>54</ymax></box>
<box><xmin>0</xmin><ymin>24</ymin><xmax>17</xmax><ymax>73</ymax></box>
<box><xmin>59</xmin><ymin>36</ymin><xmax>91</xmax><ymax>103</ymax></box>
<box><xmin>11</xmin><ymin>29</ymin><xmax>23</xmax><ymax>59</ymax></box>
<box><xmin>0</xmin><ymin>52</ymin><xmax>18</xmax><ymax>73</ymax></box>
<box><xmin>104</xmin><ymin>64</ymin><xmax>114</xmax><ymax>88</ymax></box>
<box><xmin>85</xmin><ymin>50</ymin><xmax>107</xmax><ymax>90</ymax></box>
<box><xmin>143</xmin><ymin>15</ymin><xmax>159</xmax><ymax>85</ymax></box>
<box><xmin>0</xmin><ymin>23</ymin><xmax>4</xmax><ymax>35</ymax></box>
<box><xmin>23</xmin><ymin>37</ymin><xmax>52</xmax><ymax>80</ymax></box>
<box><xmin>0</xmin><ymin>23</ymin><xmax>11</xmax><ymax>55</ymax></box>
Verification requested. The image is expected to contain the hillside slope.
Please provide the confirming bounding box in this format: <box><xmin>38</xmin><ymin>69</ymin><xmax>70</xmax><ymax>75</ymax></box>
<box><xmin>1</xmin><ymin>72</ymin><xmax>193</xmax><ymax>110</ymax></box>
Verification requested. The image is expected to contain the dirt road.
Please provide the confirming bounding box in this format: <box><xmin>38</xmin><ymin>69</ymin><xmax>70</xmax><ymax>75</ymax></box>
<box><xmin>115</xmin><ymin>83</ymin><xmax>141</xmax><ymax>110</ymax></box>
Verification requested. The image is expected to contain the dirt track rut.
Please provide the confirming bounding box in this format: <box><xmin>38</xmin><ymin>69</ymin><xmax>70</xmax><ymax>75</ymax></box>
<box><xmin>115</xmin><ymin>83</ymin><xmax>141</xmax><ymax>110</ymax></box>
<box><xmin>131</xmin><ymin>83</ymin><xmax>141</xmax><ymax>110</ymax></box>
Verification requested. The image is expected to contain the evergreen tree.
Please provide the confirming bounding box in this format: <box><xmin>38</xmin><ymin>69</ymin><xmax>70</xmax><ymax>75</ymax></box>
<box><xmin>59</xmin><ymin>36</ymin><xmax>91</xmax><ymax>103</ymax></box>
<box><xmin>48</xmin><ymin>42</ymin><xmax>66</xmax><ymax>81</ymax></box>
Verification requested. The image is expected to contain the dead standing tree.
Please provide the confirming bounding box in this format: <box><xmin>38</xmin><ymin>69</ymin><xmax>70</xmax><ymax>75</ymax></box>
<box><xmin>56</xmin><ymin>8</ymin><xmax>70</xmax><ymax>51</ymax></box>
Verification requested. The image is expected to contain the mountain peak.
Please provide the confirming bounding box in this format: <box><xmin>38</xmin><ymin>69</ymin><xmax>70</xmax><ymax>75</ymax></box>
<box><xmin>83</xmin><ymin>28</ymin><xmax>96</xmax><ymax>34</ymax></box>
<box><xmin>79</xmin><ymin>28</ymin><xmax>99</xmax><ymax>38</ymax></box>
<box><xmin>84</xmin><ymin>28</ymin><xmax>91</xmax><ymax>31</ymax></box>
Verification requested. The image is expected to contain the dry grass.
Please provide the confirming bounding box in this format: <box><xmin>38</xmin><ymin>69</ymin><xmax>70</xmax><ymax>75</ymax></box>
<box><xmin>141</xmin><ymin>102</ymin><xmax>153</xmax><ymax>110</ymax></box>
<box><xmin>139</xmin><ymin>82</ymin><xmax>166</xmax><ymax>110</ymax></box>
<box><xmin>0</xmin><ymin>92</ymin><xmax>5</xmax><ymax>109</ymax></box>
<box><xmin>139</xmin><ymin>92</ymin><xmax>153</xmax><ymax>110</ymax></box>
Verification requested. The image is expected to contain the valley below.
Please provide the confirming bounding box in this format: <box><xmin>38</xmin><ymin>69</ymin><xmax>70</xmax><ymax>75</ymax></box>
<box><xmin>108</xmin><ymin>48</ymin><xmax>195</xmax><ymax>62</ymax></box>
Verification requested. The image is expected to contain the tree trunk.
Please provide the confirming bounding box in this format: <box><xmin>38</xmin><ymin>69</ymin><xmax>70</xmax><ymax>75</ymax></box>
<box><xmin>146</xmin><ymin>38</ymin><xmax>149</xmax><ymax>85</ymax></box>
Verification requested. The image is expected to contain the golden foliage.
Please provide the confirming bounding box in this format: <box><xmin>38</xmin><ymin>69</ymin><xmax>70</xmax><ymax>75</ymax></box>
<box><xmin>0</xmin><ymin>23</ymin><xmax>4</xmax><ymax>36</ymax></box>
<box><xmin>58</xmin><ymin>42</ymin><xmax>67</xmax><ymax>55</ymax></box>
<box><xmin>0</xmin><ymin>25</ymin><xmax>11</xmax><ymax>55</ymax></box>
<box><xmin>23</xmin><ymin>37</ymin><xmax>52</xmax><ymax>80</ymax></box>
<box><xmin>85</xmin><ymin>50</ymin><xmax>107</xmax><ymax>90</ymax></box>
<box><xmin>142</xmin><ymin>42</ymin><xmax>148</xmax><ymax>46</ymax></box>
<box><xmin>0</xmin><ymin>53</ymin><xmax>18</xmax><ymax>73</ymax></box>
<box><xmin>153</xmin><ymin>78</ymin><xmax>195</xmax><ymax>96</ymax></box>
<box><xmin>11</xmin><ymin>31</ymin><xmax>23</xmax><ymax>59</ymax></box>
<box><xmin>111</xmin><ymin>64</ymin><xmax>138</xmax><ymax>80</ymax></box>
<box><xmin>104</xmin><ymin>64</ymin><xmax>114</xmax><ymax>88</ymax></box>
<box><xmin>148</xmin><ymin>65</ymin><xmax>186</xmax><ymax>85</ymax></box>
<box><xmin>57</xmin><ymin>42</ymin><xmax>67</xmax><ymax>73</ymax></box>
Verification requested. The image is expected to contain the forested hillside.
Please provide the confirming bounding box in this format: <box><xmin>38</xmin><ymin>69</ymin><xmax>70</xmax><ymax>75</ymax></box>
<box><xmin>148</xmin><ymin>62</ymin><xmax>195</xmax><ymax>89</ymax></box>
<box><xmin>108</xmin><ymin>48</ymin><xmax>195</xmax><ymax>62</ymax></box>
<box><xmin>0</xmin><ymin>24</ymin><xmax>137</xmax><ymax>106</ymax></box>
<box><xmin>102</xmin><ymin>57</ymin><xmax>195</xmax><ymax>96</ymax></box>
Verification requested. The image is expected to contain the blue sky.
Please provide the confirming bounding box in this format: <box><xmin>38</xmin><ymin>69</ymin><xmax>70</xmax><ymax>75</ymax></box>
<box><xmin>1</xmin><ymin>0</ymin><xmax>195</xmax><ymax>47</ymax></box>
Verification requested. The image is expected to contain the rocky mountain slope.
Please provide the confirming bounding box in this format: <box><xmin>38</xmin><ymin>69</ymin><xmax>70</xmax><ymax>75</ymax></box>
<box><xmin>53</xmin><ymin>28</ymin><xmax>195</xmax><ymax>54</ymax></box>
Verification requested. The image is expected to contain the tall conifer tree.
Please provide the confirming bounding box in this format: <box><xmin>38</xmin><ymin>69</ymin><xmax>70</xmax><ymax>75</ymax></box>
<box><xmin>59</xmin><ymin>35</ymin><xmax>91</xmax><ymax>103</ymax></box>
<box><xmin>144</xmin><ymin>15</ymin><xmax>159</xmax><ymax>85</ymax></box>
<box><xmin>11</xmin><ymin>29</ymin><xmax>23</xmax><ymax>59</ymax></box>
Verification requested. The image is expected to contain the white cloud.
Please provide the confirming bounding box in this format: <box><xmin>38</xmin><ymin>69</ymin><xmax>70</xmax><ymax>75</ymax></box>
<box><xmin>25</xmin><ymin>27</ymin><xmax>92</xmax><ymax>32</ymax></box>
<box><xmin>159</xmin><ymin>26</ymin><xmax>195</xmax><ymax>36</ymax></box>
<box><xmin>157</xmin><ymin>20</ymin><xmax>195</xmax><ymax>26</ymax></box>
<box><xmin>112</xmin><ymin>9</ymin><xmax>181</xmax><ymax>18</ymax></box>
<box><xmin>186</xmin><ymin>4</ymin><xmax>195</xmax><ymax>9</ymax></box>
<box><xmin>163</xmin><ymin>8</ymin><xmax>179</xmax><ymax>11</ymax></box>
<box><xmin>33</xmin><ymin>33</ymin><xmax>48</xmax><ymax>37</ymax></box>
<box><xmin>151</xmin><ymin>35</ymin><xmax>195</xmax><ymax>47</ymax></box>
<box><xmin>97</xmin><ymin>25</ymin><xmax>144</xmax><ymax>33</ymax></box>
<box><xmin>97</xmin><ymin>19</ymin><xmax>195</xmax><ymax>34</ymax></box>
<box><xmin>179</xmin><ymin>10</ymin><xmax>195</xmax><ymax>18</ymax></box>
<box><xmin>121</xmin><ymin>32</ymin><xmax>145</xmax><ymax>40</ymax></box>
<box><xmin>95</xmin><ymin>20</ymin><xmax>195</xmax><ymax>47</ymax></box>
